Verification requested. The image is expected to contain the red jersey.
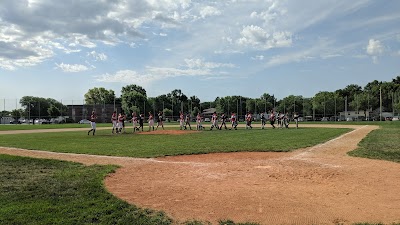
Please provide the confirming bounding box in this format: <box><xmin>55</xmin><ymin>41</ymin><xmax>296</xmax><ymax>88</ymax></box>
<box><xmin>111</xmin><ymin>113</ymin><xmax>117</xmax><ymax>121</ymax></box>
<box><xmin>90</xmin><ymin>114</ymin><xmax>96</xmax><ymax>122</ymax></box>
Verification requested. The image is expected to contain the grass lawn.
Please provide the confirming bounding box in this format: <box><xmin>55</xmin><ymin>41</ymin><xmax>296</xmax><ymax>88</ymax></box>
<box><xmin>348</xmin><ymin>122</ymin><xmax>400</xmax><ymax>163</ymax></box>
<box><xmin>0</xmin><ymin>154</ymin><xmax>172</xmax><ymax>225</ymax></box>
<box><xmin>0</xmin><ymin>154</ymin><xmax>261</xmax><ymax>225</ymax></box>
<box><xmin>0</xmin><ymin>127</ymin><xmax>350</xmax><ymax>158</ymax></box>
<box><xmin>0</xmin><ymin>123</ymin><xmax>110</xmax><ymax>130</ymax></box>
<box><xmin>1</xmin><ymin>123</ymin><xmax>399</xmax><ymax>225</ymax></box>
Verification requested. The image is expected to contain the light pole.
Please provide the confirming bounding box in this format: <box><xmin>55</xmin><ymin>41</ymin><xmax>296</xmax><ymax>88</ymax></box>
<box><xmin>380</xmin><ymin>87</ymin><xmax>382</xmax><ymax>121</ymax></box>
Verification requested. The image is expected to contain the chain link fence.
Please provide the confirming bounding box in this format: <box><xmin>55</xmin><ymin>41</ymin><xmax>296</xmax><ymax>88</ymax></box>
<box><xmin>1</xmin><ymin>93</ymin><xmax>399</xmax><ymax>124</ymax></box>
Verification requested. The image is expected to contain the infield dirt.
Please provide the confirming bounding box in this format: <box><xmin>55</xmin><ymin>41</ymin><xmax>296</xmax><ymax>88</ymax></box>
<box><xmin>1</xmin><ymin>124</ymin><xmax>399</xmax><ymax>225</ymax></box>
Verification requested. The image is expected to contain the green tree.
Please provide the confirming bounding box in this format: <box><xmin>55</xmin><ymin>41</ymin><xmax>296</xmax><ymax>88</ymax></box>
<box><xmin>163</xmin><ymin>108</ymin><xmax>173</xmax><ymax>117</ymax></box>
<box><xmin>167</xmin><ymin>89</ymin><xmax>188</xmax><ymax>114</ymax></box>
<box><xmin>11</xmin><ymin>109</ymin><xmax>24</xmax><ymax>119</ymax></box>
<box><xmin>0</xmin><ymin>110</ymin><xmax>10</xmax><ymax>117</ymax></box>
<box><xmin>84</xmin><ymin>87</ymin><xmax>115</xmax><ymax>105</ymax></box>
<box><xmin>120</xmin><ymin>84</ymin><xmax>147</xmax><ymax>115</ymax></box>
<box><xmin>20</xmin><ymin>96</ymin><xmax>66</xmax><ymax>118</ymax></box>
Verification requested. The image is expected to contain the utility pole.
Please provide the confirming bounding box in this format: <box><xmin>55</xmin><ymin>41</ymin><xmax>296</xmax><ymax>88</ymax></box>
<box><xmin>345</xmin><ymin>96</ymin><xmax>348</xmax><ymax>121</ymax></box>
<box><xmin>380</xmin><ymin>87</ymin><xmax>382</xmax><ymax>121</ymax></box>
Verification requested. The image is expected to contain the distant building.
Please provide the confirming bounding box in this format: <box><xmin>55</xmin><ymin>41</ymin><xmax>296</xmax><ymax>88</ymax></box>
<box><xmin>202</xmin><ymin>108</ymin><xmax>216</xmax><ymax>118</ymax></box>
<box><xmin>339</xmin><ymin>110</ymin><xmax>371</xmax><ymax>121</ymax></box>
<box><xmin>1</xmin><ymin>116</ymin><xmax>13</xmax><ymax>124</ymax></box>
<box><xmin>339</xmin><ymin>109</ymin><xmax>394</xmax><ymax>121</ymax></box>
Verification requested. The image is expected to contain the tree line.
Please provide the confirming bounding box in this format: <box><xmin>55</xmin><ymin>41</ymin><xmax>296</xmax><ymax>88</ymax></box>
<box><xmin>1</xmin><ymin>76</ymin><xmax>399</xmax><ymax>120</ymax></box>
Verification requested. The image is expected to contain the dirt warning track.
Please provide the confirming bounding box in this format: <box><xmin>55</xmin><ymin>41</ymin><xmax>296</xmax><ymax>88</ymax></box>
<box><xmin>1</xmin><ymin>124</ymin><xmax>399</xmax><ymax>225</ymax></box>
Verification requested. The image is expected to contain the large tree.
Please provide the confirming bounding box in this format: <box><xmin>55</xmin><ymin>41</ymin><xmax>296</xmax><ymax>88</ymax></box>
<box><xmin>167</xmin><ymin>89</ymin><xmax>188</xmax><ymax>114</ymax></box>
<box><xmin>20</xmin><ymin>96</ymin><xmax>67</xmax><ymax>118</ymax></box>
<box><xmin>84</xmin><ymin>87</ymin><xmax>115</xmax><ymax>105</ymax></box>
<box><xmin>120</xmin><ymin>84</ymin><xmax>147</xmax><ymax>115</ymax></box>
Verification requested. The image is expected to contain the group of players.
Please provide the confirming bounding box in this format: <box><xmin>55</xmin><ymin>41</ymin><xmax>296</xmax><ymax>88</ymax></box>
<box><xmin>87</xmin><ymin>109</ymin><xmax>299</xmax><ymax>135</ymax></box>
<box><xmin>199</xmin><ymin>111</ymin><xmax>299</xmax><ymax>131</ymax></box>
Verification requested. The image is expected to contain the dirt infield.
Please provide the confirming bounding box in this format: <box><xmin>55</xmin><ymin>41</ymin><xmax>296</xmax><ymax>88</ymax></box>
<box><xmin>1</xmin><ymin>124</ymin><xmax>400</xmax><ymax>225</ymax></box>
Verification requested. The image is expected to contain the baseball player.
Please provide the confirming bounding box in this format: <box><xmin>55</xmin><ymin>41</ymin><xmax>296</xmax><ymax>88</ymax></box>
<box><xmin>219</xmin><ymin>113</ymin><xmax>228</xmax><ymax>130</ymax></box>
<box><xmin>148</xmin><ymin>112</ymin><xmax>154</xmax><ymax>131</ymax></box>
<box><xmin>246</xmin><ymin>112</ymin><xmax>253</xmax><ymax>129</ymax></box>
<box><xmin>138</xmin><ymin>113</ymin><xmax>144</xmax><ymax>131</ymax></box>
<box><xmin>196</xmin><ymin>113</ymin><xmax>203</xmax><ymax>130</ymax></box>
<box><xmin>260</xmin><ymin>112</ymin><xmax>266</xmax><ymax>129</ymax></box>
<box><xmin>111</xmin><ymin>110</ymin><xmax>117</xmax><ymax>134</ymax></box>
<box><xmin>156</xmin><ymin>111</ymin><xmax>164</xmax><ymax>130</ymax></box>
<box><xmin>117</xmin><ymin>113</ymin><xmax>124</xmax><ymax>133</ymax></box>
<box><xmin>269</xmin><ymin>110</ymin><xmax>276</xmax><ymax>129</ymax></box>
<box><xmin>184</xmin><ymin>113</ymin><xmax>192</xmax><ymax>130</ymax></box>
<box><xmin>87</xmin><ymin>111</ymin><xmax>97</xmax><ymax>135</ymax></box>
<box><xmin>293</xmin><ymin>112</ymin><xmax>299</xmax><ymax>129</ymax></box>
<box><xmin>179</xmin><ymin>112</ymin><xmax>185</xmax><ymax>130</ymax></box>
<box><xmin>210</xmin><ymin>112</ymin><xmax>218</xmax><ymax>130</ymax></box>
<box><xmin>230</xmin><ymin>112</ymin><xmax>238</xmax><ymax>130</ymax></box>
<box><xmin>131</xmin><ymin>112</ymin><xmax>138</xmax><ymax>132</ymax></box>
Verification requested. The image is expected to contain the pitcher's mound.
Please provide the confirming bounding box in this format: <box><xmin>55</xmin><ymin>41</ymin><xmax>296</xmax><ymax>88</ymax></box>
<box><xmin>138</xmin><ymin>130</ymin><xmax>198</xmax><ymax>135</ymax></box>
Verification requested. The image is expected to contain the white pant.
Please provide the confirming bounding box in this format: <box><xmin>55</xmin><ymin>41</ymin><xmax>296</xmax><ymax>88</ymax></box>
<box><xmin>91</xmin><ymin>122</ymin><xmax>96</xmax><ymax>129</ymax></box>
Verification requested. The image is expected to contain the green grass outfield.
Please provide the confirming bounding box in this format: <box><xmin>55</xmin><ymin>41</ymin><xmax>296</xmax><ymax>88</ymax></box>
<box><xmin>1</xmin><ymin>122</ymin><xmax>399</xmax><ymax>225</ymax></box>
<box><xmin>0</xmin><ymin>127</ymin><xmax>349</xmax><ymax>158</ymax></box>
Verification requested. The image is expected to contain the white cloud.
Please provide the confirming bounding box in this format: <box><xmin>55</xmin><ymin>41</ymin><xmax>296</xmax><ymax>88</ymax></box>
<box><xmin>95</xmin><ymin>70</ymin><xmax>145</xmax><ymax>83</ymax></box>
<box><xmin>96</xmin><ymin>58</ymin><xmax>235</xmax><ymax>84</ymax></box>
<box><xmin>200</xmin><ymin>6</ymin><xmax>221</xmax><ymax>18</ymax></box>
<box><xmin>237</xmin><ymin>25</ymin><xmax>292</xmax><ymax>50</ymax></box>
<box><xmin>366</xmin><ymin>39</ymin><xmax>384</xmax><ymax>64</ymax></box>
<box><xmin>184</xmin><ymin>58</ymin><xmax>235</xmax><ymax>69</ymax></box>
<box><xmin>366</xmin><ymin>39</ymin><xmax>384</xmax><ymax>55</ymax></box>
<box><xmin>55</xmin><ymin>63</ymin><xmax>89</xmax><ymax>73</ymax></box>
<box><xmin>251</xmin><ymin>55</ymin><xmax>264</xmax><ymax>60</ymax></box>
<box><xmin>88</xmin><ymin>51</ymin><xmax>108</xmax><ymax>61</ymax></box>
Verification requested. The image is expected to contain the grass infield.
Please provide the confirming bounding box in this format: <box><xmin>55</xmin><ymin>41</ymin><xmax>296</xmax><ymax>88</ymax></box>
<box><xmin>0</xmin><ymin>127</ymin><xmax>350</xmax><ymax>158</ymax></box>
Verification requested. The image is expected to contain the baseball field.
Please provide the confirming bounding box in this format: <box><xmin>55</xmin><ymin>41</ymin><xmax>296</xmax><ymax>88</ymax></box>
<box><xmin>0</xmin><ymin>122</ymin><xmax>399</xmax><ymax>225</ymax></box>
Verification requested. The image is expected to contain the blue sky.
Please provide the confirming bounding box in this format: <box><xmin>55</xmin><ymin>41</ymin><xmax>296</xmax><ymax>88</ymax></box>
<box><xmin>1</xmin><ymin>0</ymin><xmax>399</xmax><ymax>108</ymax></box>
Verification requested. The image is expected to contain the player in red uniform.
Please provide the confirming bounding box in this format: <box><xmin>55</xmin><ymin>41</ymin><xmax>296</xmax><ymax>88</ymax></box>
<box><xmin>88</xmin><ymin>111</ymin><xmax>97</xmax><ymax>135</ymax></box>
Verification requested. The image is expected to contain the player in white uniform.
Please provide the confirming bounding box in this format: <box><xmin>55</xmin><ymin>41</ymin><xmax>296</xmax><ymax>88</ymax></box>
<box><xmin>184</xmin><ymin>113</ymin><xmax>192</xmax><ymax>130</ymax></box>
<box><xmin>196</xmin><ymin>113</ymin><xmax>203</xmax><ymax>130</ymax></box>
<box><xmin>148</xmin><ymin>112</ymin><xmax>154</xmax><ymax>131</ymax></box>
<box><xmin>111</xmin><ymin>111</ymin><xmax>117</xmax><ymax>134</ymax></box>
<box><xmin>230</xmin><ymin>112</ymin><xmax>238</xmax><ymax>130</ymax></box>
<box><xmin>179</xmin><ymin>112</ymin><xmax>185</xmax><ymax>130</ymax></box>
<box><xmin>210</xmin><ymin>112</ymin><xmax>218</xmax><ymax>130</ymax></box>
<box><xmin>131</xmin><ymin>112</ymin><xmax>138</xmax><ymax>132</ymax></box>
<box><xmin>117</xmin><ymin>113</ymin><xmax>124</xmax><ymax>133</ymax></box>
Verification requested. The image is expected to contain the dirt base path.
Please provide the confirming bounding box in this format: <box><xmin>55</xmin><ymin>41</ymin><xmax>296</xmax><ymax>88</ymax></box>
<box><xmin>1</xmin><ymin>125</ymin><xmax>400</xmax><ymax>224</ymax></box>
